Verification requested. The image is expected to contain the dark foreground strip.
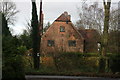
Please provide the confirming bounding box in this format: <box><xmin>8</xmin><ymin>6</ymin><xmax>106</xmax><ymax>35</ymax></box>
<box><xmin>25</xmin><ymin>75</ymin><xmax>120</xmax><ymax>80</ymax></box>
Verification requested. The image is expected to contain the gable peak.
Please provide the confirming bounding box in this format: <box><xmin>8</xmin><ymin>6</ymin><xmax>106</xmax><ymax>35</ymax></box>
<box><xmin>55</xmin><ymin>11</ymin><xmax>71</xmax><ymax>22</ymax></box>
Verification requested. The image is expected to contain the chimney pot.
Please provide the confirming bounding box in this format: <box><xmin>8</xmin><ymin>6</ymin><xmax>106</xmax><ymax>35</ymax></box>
<box><xmin>64</xmin><ymin>11</ymin><xmax>68</xmax><ymax>16</ymax></box>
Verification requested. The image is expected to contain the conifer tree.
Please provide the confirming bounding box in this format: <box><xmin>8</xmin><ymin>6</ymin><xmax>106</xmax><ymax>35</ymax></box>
<box><xmin>2</xmin><ymin>13</ymin><xmax>11</xmax><ymax>36</ymax></box>
<box><xmin>31</xmin><ymin>0</ymin><xmax>40</xmax><ymax>69</ymax></box>
<box><xmin>2</xmin><ymin>13</ymin><xmax>25</xmax><ymax>80</ymax></box>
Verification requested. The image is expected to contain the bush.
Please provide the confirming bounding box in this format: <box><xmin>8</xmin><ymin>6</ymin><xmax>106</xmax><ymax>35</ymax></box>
<box><xmin>2</xmin><ymin>36</ymin><xmax>26</xmax><ymax>80</ymax></box>
<box><xmin>17</xmin><ymin>46</ymin><xmax>27</xmax><ymax>55</ymax></box>
<box><xmin>2</xmin><ymin>55</ymin><xmax>25</xmax><ymax>80</ymax></box>
<box><xmin>98</xmin><ymin>56</ymin><xmax>106</xmax><ymax>73</ymax></box>
<box><xmin>54</xmin><ymin>52</ymin><xmax>99</xmax><ymax>73</ymax></box>
<box><xmin>109</xmin><ymin>54</ymin><xmax>120</xmax><ymax>73</ymax></box>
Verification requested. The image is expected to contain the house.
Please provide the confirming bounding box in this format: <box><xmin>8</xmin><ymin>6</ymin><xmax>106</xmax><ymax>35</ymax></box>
<box><xmin>40</xmin><ymin>11</ymin><xmax>100</xmax><ymax>55</ymax></box>
<box><xmin>78</xmin><ymin>29</ymin><xmax>100</xmax><ymax>53</ymax></box>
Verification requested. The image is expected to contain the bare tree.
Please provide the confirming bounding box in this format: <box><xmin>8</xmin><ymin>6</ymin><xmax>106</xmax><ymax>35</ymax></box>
<box><xmin>24</xmin><ymin>19</ymin><xmax>32</xmax><ymax>35</ymax></box>
<box><xmin>98</xmin><ymin>0</ymin><xmax>111</xmax><ymax>73</ymax></box>
<box><xmin>0</xmin><ymin>0</ymin><xmax>19</xmax><ymax>25</ymax></box>
<box><xmin>76</xmin><ymin>2</ymin><xmax>104</xmax><ymax>34</ymax></box>
<box><xmin>109</xmin><ymin>9</ymin><xmax>119</xmax><ymax>31</ymax></box>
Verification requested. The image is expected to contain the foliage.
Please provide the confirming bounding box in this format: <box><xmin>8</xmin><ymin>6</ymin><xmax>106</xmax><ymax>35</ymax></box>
<box><xmin>54</xmin><ymin>52</ymin><xmax>99</xmax><ymax>73</ymax></box>
<box><xmin>31</xmin><ymin>1</ymin><xmax>40</xmax><ymax>69</ymax></box>
<box><xmin>17</xmin><ymin>46</ymin><xmax>27</xmax><ymax>55</ymax></box>
<box><xmin>19</xmin><ymin>30</ymin><xmax>32</xmax><ymax>49</ymax></box>
<box><xmin>23</xmin><ymin>49</ymin><xmax>34</xmax><ymax>70</ymax></box>
<box><xmin>2</xmin><ymin>36</ymin><xmax>26</xmax><ymax>80</ymax></box>
<box><xmin>98</xmin><ymin>56</ymin><xmax>106</xmax><ymax>73</ymax></box>
<box><xmin>109</xmin><ymin>54</ymin><xmax>120</xmax><ymax>73</ymax></box>
<box><xmin>25</xmin><ymin>65</ymin><xmax>57</xmax><ymax>75</ymax></box>
<box><xmin>55</xmin><ymin>52</ymin><xmax>99</xmax><ymax>57</ymax></box>
<box><xmin>24</xmin><ymin>52</ymin><xmax>120</xmax><ymax>75</ymax></box>
<box><xmin>24</xmin><ymin>52</ymin><xmax>101</xmax><ymax>74</ymax></box>
<box><xmin>2</xmin><ymin>55</ymin><xmax>25</xmax><ymax>80</ymax></box>
<box><xmin>2</xmin><ymin>13</ymin><xmax>25</xmax><ymax>80</ymax></box>
<box><xmin>2</xmin><ymin>13</ymin><xmax>11</xmax><ymax>36</ymax></box>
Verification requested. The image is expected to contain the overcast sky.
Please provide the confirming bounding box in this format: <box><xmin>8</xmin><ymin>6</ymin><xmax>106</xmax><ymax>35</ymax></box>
<box><xmin>7</xmin><ymin>0</ymin><xmax>120</xmax><ymax>35</ymax></box>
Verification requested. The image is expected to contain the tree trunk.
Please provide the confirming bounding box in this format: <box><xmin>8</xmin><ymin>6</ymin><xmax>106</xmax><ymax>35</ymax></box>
<box><xmin>99</xmin><ymin>0</ymin><xmax>111</xmax><ymax>73</ymax></box>
<box><xmin>101</xmin><ymin>1</ymin><xmax>111</xmax><ymax>56</ymax></box>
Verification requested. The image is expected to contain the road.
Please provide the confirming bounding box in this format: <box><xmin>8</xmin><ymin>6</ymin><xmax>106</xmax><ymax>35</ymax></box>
<box><xmin>26</xmin><ymin>75</ymin><xmax>120</xmax><ymax>80</ymax></box>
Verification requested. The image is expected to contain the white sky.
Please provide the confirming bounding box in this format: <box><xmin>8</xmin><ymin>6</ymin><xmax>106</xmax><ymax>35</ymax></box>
<box><xmin>6</xmin><ymin>0</ymin><xmax>120</xmax><ymax>35</ymax></box>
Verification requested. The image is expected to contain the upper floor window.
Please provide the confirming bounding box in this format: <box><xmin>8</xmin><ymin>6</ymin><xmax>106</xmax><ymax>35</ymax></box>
<box><xmin>68</xmin><ymin>40</ymin><xmax>76</xmax><ymax>47</ymax></box>
<box><xmin>47</xmin><ymin>40</ymin><xmax>55</xmax><ymax>47</ymax></box>
<box><xmin>60</xmin><ymin>26</ymin><xmax>65</xmax><ymax>32</ymax></box>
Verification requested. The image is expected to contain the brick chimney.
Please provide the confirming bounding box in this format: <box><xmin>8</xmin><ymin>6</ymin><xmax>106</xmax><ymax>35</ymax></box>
<box><xmin>63</xmin><ymin>11</ymin><xmax>71</xmax><ymax>21</ymax></box>
<box><xmin>68</xmin><ymin>15</ymin><xmax>71</xmax><ymax>21</ymax></box>
<box><xmin>64</xmin><ymin>11</ymin><xmax>68</xmax><ymax>16</ymax></box>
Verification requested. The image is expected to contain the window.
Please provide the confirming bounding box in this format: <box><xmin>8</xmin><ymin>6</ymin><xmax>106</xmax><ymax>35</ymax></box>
<box><xmin>60</xmin><ymin>26</ymin><xmax>65</xmax><ymax>32</ymax></box>
<box><xmin>68</xmin><ymin>40</ymin><xmax>76</xmax><ymax>47</ymax></box>
<box><xmin>47</xmin><ymin>40</ymin><xmax>54</xmax><ymax>47</ymax></box>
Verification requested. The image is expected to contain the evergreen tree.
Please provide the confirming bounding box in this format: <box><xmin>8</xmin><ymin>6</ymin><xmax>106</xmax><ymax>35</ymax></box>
<box><xmin>31</xmin><ymin>0</ymin><xmax>40</xmax><ymax>69</ymax></box>
<box><xmin>2</xmin><ymin>13</ymin><xmax>11</xmax><ymax>36</ymax></box>
<box><xmin>19</xmin><ymin>30</ymin><xmax>32</xmax><ymax>50</ymax></box>
<box><xmin>2</xmin><ymin>13</ymin><xmax>25</xmax><ymax>80</ymax></box>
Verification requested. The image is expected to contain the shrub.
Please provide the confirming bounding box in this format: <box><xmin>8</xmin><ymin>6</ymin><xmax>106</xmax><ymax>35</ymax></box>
<box><xmin>2</xmin><ymin>55</ymin><xmax>25</xmax><ymax>80</ymax></box>
<box><xmin>17</xmin><ymin>46</ymin><xmax>27</xmax><ymax>55</ymax></box>
<box><xmin>109</xmin><ymin>54</ymin><xmax>120</xmax><ymax>73</ymax></box>
<box><xmin>98</xmin><ymin>56</ymin><xmax>106</xmax><ymax>73</ymax></box>
<box><xmin>2</xmin><ymin>36</ymin><xmax>26</xmax><ymax>80</ymax></box>
<box><xmin>54</xmin><ymin>52</ymin><xmax>99</xmax><ymax>73</ymax></box>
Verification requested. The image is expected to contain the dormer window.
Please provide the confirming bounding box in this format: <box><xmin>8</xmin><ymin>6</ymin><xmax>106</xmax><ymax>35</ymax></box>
<box><xmin>60</xmin><ymin>26</ymin><xmax>65</xmax><ymax>32</ymax></box>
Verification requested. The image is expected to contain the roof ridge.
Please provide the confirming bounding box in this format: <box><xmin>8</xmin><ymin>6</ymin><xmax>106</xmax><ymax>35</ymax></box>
<box><xmin>70</xmin><ymin>23</ymin><xmax>84</xmax><ymax>40</ymax></box>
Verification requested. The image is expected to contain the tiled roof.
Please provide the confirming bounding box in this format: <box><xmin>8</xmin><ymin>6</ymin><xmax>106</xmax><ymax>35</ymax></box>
<box><xmin>78</xmin><ymin>29</ymin><xmax>100</xmax><ymax>41</ymax></box>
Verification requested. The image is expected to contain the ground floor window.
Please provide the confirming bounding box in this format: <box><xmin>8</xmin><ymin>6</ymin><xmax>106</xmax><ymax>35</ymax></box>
<box><xmin>68</xmin><ymin>40</ymin><xmax>76</xmax><ymax>47</ymax></box>
<box><xmin>47</xmin><ymin>40</ymin><xmax>55</xmax><ymax>47</ymax></box>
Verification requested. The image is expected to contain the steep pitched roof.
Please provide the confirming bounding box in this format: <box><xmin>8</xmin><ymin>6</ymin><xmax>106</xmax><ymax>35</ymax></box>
<box><xmin>55</xmin><ymin>11</ymin><xmax>71</xmax><ymax>22</ymax></box>
<box><xmin>70</xmin><ymin>23</ymin><xmax>84</xmax><ymax>40</ymax></box>
<box><xmin>78</xmin><ymin>29</ymin><xmax>100</xmax><ymax>42</ymax></box>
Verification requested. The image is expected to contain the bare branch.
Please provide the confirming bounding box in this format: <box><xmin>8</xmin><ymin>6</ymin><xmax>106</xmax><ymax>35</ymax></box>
<box><xmin>0</xmin><ymin>1</ymin><xmax>19</xmax><ymax>25</ymax></box>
